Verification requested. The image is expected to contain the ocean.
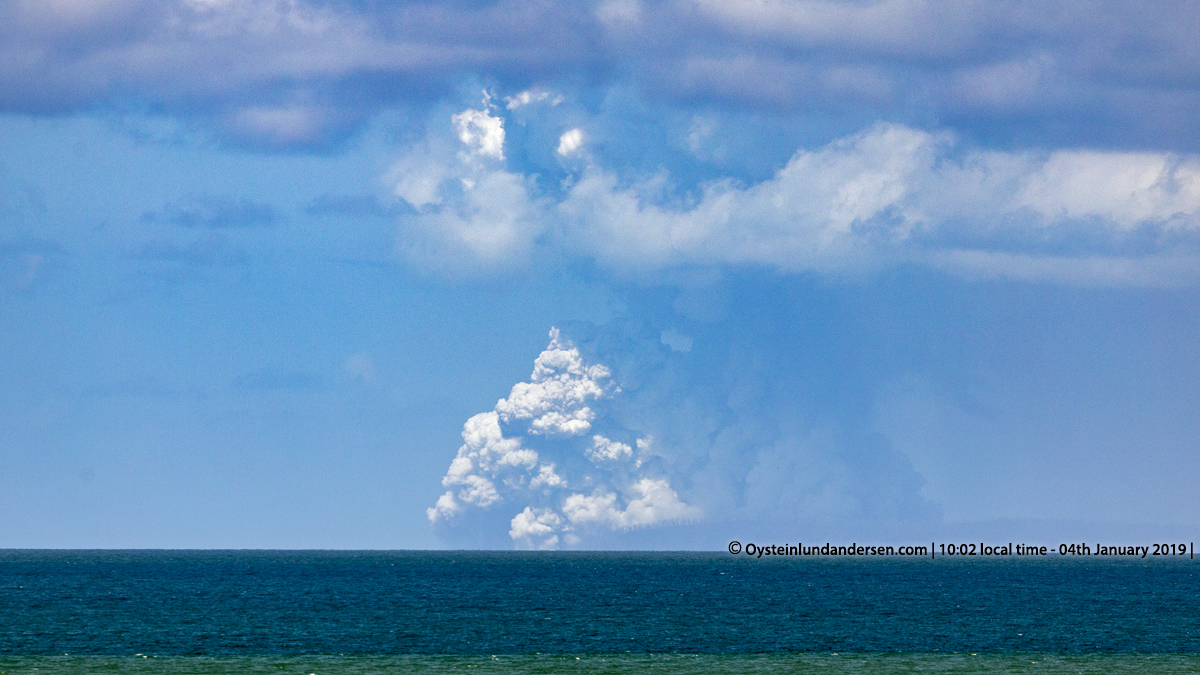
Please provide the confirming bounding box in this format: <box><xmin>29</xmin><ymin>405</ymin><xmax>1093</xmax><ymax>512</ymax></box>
<box><xmin>2</xmin><ymin>551</ymin><xmax>1198</xmax><ymax>673</ymax></box>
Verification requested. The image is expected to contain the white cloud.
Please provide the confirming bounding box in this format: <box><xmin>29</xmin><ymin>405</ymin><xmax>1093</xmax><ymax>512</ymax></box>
<box><xmin>530</xmin><ymin>463</ymin><xmax>567</xmax><ymax>489</ymax></box>
<box><xmin>426</xmin><ymin>492</ymin><xmax>461</xmax><ymax>523</ymax></box>
<box><xmin>588</xmin><ymin>435</ymin><xmax>633</xmax><ymax>462</ymax></box>
<box><xmin>395</xmin><ymin>116</ymin><xmax>1200</xmax><ymax>284</ymax></box>
<box><xmin>425</xmin><ymin>411</ymin><xmax>536</xmax><ymax>523</ymax></box>
<box><xmin>494</xmin><ymin>327</ymin><xmax>615</xmax><ymax>437</ymax></box>
<box><xmin>426</xmin><ymin>321</ymin><xmax>955</xmax><ymax>546</ymax></box>
<box><xmin>504</xmin><ymin>89</ymin><xmax>562</xmax><ymax>109</ymax></box>
<box><xmin>388</xmin><ymin>146</ymin><xmax>450</xmax><ymax>209</ymax></box>
<box><xmin>400</xmin><ymin>169</ymin><xmax>540</xmax><ymax>267</ymax></box>
<box><xmin>1015</xmin><ymin>151</ymin><xmax>1200</xmax><ymax>229</ymax></box>
<box><xmin>556</xmin><ymin>123</ymin><xmax>939</xmax><ymax>271</ymax></box>
<box><xmin>556</xmin><ymin>128</ymin><xmax>586</xmax><ymax>156</ymax></box>
<box><xmin>509</xmin><ymin>506</ymin><xmax>564</xmax><ymax>549</ymax></box>
<box><xmin>391</xmin><ymin>106</ymin><xmax>543</xmax><ymax>269</ymax></box>
<box><xmin>428</xmin><ymin>327</ymin><xmax>699</xmax><ymax>547</ymax></box>
<box><xmin>562</xmin><ymin>479</ymin><xmax>699</xmax><ymax>528</ymax></box>
<box><xmin>451</xmin><ymin>107</ymin><xmax>506</xmax><ymax>161</ymax></box>
<box><xmin>622</xmin><ymin>478</ymin><xmax>702</xmax><ymax>525</ymax></box>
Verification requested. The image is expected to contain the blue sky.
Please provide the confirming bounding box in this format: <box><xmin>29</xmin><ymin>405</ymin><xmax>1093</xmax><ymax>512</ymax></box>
<box><xmin>2</xmin><ymin>0</ymin><xmax>1199</xmax><ymax>549</ymax></box>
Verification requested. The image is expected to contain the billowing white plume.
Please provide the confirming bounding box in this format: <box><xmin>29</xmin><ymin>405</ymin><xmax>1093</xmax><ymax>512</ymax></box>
<box><xmin>427</xmin><ymin>327</ymin><xmax>700</xmax><ymax>549</ymax></box>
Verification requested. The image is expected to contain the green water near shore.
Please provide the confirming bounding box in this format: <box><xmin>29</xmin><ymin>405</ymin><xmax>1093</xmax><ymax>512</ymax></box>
<box><xmin>3</xmin><ymin>654</ymin><xmax>1200</xmax><ymax>675</ymax></box>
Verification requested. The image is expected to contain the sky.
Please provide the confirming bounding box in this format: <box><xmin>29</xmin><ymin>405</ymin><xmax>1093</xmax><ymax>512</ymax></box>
<box><xmin>2</xmin><ymin>0</ymin><xmax>1199</xmax><ymax>549</ymax></box>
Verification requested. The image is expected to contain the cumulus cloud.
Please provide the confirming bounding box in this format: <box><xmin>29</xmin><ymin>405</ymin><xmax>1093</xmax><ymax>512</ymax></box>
<box><xmin>556</xmin><ymin>128</ymin><xmax>586</xmax><ymax>156</ymax></box>
<box><xmin>390</xmin><ymin>102</ymin><xmax>543</xmax><ymax>269</ymax></box>
<box><xmin>1013</xmin><ymin>151</ymin><xmax>1200</xmax><ymax>228</ymax></box>
<box><xmin>508</xmin><ymin>507</ymin><xmax>567</xmax><ymax>548</ymax></box>
<box><xmin>452</xmin><ymin>107</ymin><xmax>506</xmax><ymax>161</ymax></box>
<box><xmin>395</xmin><ymin>112</ymin><xmax>1200</xmax><ymax>284</ymax></box>
<box><xmin>559</xmin><ymin>124</ymin><xmax>1200</xmax><ymax>279</ymax></box>
<box><xmin>428</xmin><ymin>321</ymin><xmax>941</xmax><ymax>548</ymax></box>
<box><xmin>493</xmin><ymin>332</ymin><xmax>614</xmax><ymax>436</ymax></box>
<box><xmin>428</xmin><ymin>327</ymin><xmax>700</xmax><ymax>548</ymax></box>
<box><xmin>587</xmin><ymin>435</ymin><xmax>632</xmax><ymax>462</ymax></box>
<box><xmin>562</xmin><ymin>478</ymin><xmax>698</xmax><ymax>528</ymax></box>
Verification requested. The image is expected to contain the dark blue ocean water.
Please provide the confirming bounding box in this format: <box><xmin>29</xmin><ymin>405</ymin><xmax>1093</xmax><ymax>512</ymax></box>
<box><xmin>2</xmin><ymin>551</ymin><xmax>1198</xmax><ymax>656</ymax></box>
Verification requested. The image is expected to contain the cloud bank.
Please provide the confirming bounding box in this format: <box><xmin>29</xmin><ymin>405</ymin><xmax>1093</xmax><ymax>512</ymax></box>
<box><xmin>394</xmin><ymin>100</ymin><xmax>1200</xmax><ymax>284</ymax></box>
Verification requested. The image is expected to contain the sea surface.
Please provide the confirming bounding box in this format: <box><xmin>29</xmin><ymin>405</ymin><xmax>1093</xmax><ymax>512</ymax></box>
<box><xmin>2</xmin><ymin>551</ymin><xmax>1199</xmax><ymax>673</ymax></box>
